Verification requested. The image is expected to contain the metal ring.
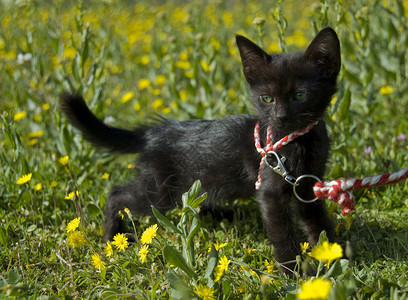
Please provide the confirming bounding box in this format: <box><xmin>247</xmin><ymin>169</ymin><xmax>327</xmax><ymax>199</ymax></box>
<box><xmin>293</xmin><ymin>174</ymin><xmax>322</xmax><ymax>203</ymax></box>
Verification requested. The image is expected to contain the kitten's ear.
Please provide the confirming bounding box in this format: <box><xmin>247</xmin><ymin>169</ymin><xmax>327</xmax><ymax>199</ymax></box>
<box><xmin>303</xmin><ymin>27</ymin><xmax>341</xmax><ymax>78</ymax></box>
<box><xmin>236</xmin><ymin>35</ymin><xmax>271</xmax><ymax>84</ymax></box>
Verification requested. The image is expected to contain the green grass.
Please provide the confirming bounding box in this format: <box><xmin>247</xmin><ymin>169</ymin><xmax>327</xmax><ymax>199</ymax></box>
<box><xmin>1</xmin><ymin>0</ymin><xmax>408</xmax><ymax>298</ymax></box>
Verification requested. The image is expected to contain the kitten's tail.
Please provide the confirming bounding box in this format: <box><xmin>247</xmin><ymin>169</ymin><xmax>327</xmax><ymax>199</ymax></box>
<box><xmin>60</xmin><ymin>92</ymin><xmax>146</xmax><ymax>154</ymax></box>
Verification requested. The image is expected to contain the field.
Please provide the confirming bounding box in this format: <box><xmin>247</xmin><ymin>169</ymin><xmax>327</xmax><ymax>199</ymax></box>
<box><xmin>1</xmin><ymin>0</ymin><xmax>408</xmax><ymax>298</ymax></box>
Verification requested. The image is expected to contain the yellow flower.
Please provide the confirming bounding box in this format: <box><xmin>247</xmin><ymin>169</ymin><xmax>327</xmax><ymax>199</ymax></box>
<box><xmin>91</xmin><ymin>253</ymin><xmax>105</xmax><ymax>271</ymax></box>
<box><xmin>124</xmin><ymin>207</ymin><xmax>132</xmax><ymax>218</ymax></box>
<box><xmin>104</xmin><ymin>241</ymin><xmax>113</xmax><ymax>258</ymax></box>
<box><xmin>301</xmin><ymin>242</ymin><xmax>310</xmax><ymax>253</ymax></box>
<box><xmin>214</xmin><ymin>255</ymin><xmax>230</xmax><ymax>282</ymax></box>
<box><xmin>138</xmin><ymin>78</ymin><xmax>150</xmax><ymax>90</ymax></box>
<box><xmin>58</xmin><ymin>156</ymin><xmax>69</xmax><ymax>166</ymax></box>
<box><xmin>28</xmin><ymin>131</ymin><xmax>44</xmax><ymax>138</ymax></box>
<box><xmin>155</xmin><ymin>74</ymin><xmax>166</xmax><ymax>86</ymax></box>
<box><xmin>66</xmin><ymin>217</ymin><xmax>80</xmax><ymax>233</ymax></box>
<box><xmin>49</xmin><ymin>181</ymin><xmax>58</xmax><ymax>188</ymax></box>
<box><xmin>175</xmin><ymin>60</ymin><xmax>191</xmax><ymax>70</ymax></box>
<box><xmin>121</xmin><ymin>91</ymin><xmax>134</xmax><ymax>104</ymax></box>
<box><xmin>41</xmin><ymin>103</ymin><xmax>50</xmax><ymax>111</ymax></box>
<box><xmin>112</xmin><ymin>233</ymin><xmax>129</xmax><ymax>252</ymax></box>
<box><xmin>118</xmin><ymin>210</ymin><xmax>124</xmax><ymax>220</ymax></box>
<box><xmin>310</xmin><ymin>241</ymin><xmax>343</xmax><ymax>267</ymax></box>
<box><xmin>138</xmin><ymin>244</ymin><xmax>149</xmax><ymax>263</ymax></box>
<box><xmin>16</xmin><ymin>173</ymin><xmax>32</xmax><ymax>185</ymax></box>
<box><xmin>200</xmin><ymin>60</ymin><xmax>212</xmax><ymax>72</ymax></box>
<box><xmin>67</xmin><ymin>231</ymin><xmax>87</xmax><ymax>248</ymax></box>
<box><xmin>240</xmin><ymin>265</ymin><xmax>258</xmax><ymax>277</ymax></box>
<box><xmin>194</xmin><ymin>284</ymin><xmax>216</xmax><ymax>300</ymax></box>
<box><xmin>34</xmin><ymin>183</ymin><xmax>42</xmax><ymax>191</ymax></box>
<box><xmin>152</xmin><ymin>98</ymin><xmax>163</xmax><ymax>110</ymax></box>
<box><xmin>127</xmin><ymin>164</ymin><xmax>135</xmax><ymax>169</ymax></box>
<box><xmin>247</xmin><ymin>248</ymin><xmax>255</xmax><ymax>254</ymax></box>
<box><xmin>101</xmin><ymin>173</ymin><xmax>110</xmax><ymax>179</ymax></box>
<box><xmin>208</xmin><ymin>241</ymin><xmax>227</xmax><ymax>252</ymax></box>
<box><xmin>379</xmin><ymin>85</ymin><xmax>394</xmax><ymax>95</ymax></box>
<box><xmin>264</xmin><ymin>259</ymin><xmax>274</xmax><ymax>273</ymax></box>
<box><xmin>14</xmin><ymin>111</ymin><xmax>27</xmax><ymax>121</ymax></box>
<box><xmin>65</xmin><ymin>191</ymin><xmax>80</xmax><ymax>200</ymax></box>
<box><xmin>133</xmin><ymin>103</ymin><xmax>141</xmax><ymax>111</ymax></box>
<box><xmin>297</xmin><ymin>278</ymin><xmax>332</xmax><ymax>300</ymax></box>
<box><xmin>140</xmin><ymin>224</ymin><xmax>158</xmax><ymax>245</ymax></box>
<box><xmin>140</xmin><ymin>55</ymin><xmax>150</xmax><ymax>65</ymax></box>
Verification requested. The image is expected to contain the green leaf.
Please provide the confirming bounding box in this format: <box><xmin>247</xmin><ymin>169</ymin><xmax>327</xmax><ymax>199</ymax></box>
<box><xmin>182</xmin><ymin>180</ymin><xmax>202</xmax><ymax>207</ymax></box>
<box><xmin>0</xmin><ymin>225</ymin><xmax>8</xmax><ymax>247</ymax></box>
<box><xmin>338</xmin><ymin>87</ymin><xmax>351</xmax><ymax>123</ymax></box>
<box><xmin>323</xmin><ymin>259</ymin><xmax>350</xmax><ymax>279</ymax></box>
<box><xmin>152</xmin><ymin>206</ymin><xmax>182</xmax><ymax>235</ymax></box>
<box><xmin>204</xmin><ymin>244</ymin><xmax>218</xmax><ymax>279</ymax></box>
<box><xmin>165</xmin><ymin>270</ymin><xmax>195</xmax><ymax>300</ymax></box>
<box><xmin>186</xmin><ymin>217</ymin><xmax>201</xmax><ymax>247</ymax></box>
<box><xmin>189</xmin><ymin>193</ymin><xmax>208</xmax><ymax>209</ymax></box>
<box><xmin>163</xmin><ymin>246</ymin><xmax>196</xmax><ymax>279</ymax></box>
<box><xmin>87</xmin><ymin>203</ymin><xmax>101</xmax><ymax>218</ymax></box>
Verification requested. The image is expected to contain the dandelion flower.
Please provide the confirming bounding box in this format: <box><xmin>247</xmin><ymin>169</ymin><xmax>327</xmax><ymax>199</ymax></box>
<box><xmin>42</xmin><ymin>103</ymin><xmax>50</xmax><ymax>111</ymax></box>
<box><xmin>264</xmin><ymin>259</ymin><xmax>274</xmax><ymax>273</ymax></box>
<box><xmin>104</xmin><ymin>241</ymin><xmax>113</xmax><ymax>258</ymax></box>
<box><xmin>240</xmin><ymin>265</ymin><xmax>258</xmax><ymax>277</ymax></box>
<box><xmin>49</xmin><ymin>181</ymin><xmax>58</xmax><ymax>188</ymax></box>
<box><xmin>91</xmin><ymin>253</ymin><xmax>105</xmax><ymax>271</ymax></box>
<box><xmin>58</xmin><ymin>156</ymin><xmax>69</xmax><ymax>166</ymax></box>
<box><xmin>152</xmin><ymin>98</ymin><xmax>163</xmax><ymax>110</ymax></box>
<box><xmin>214</xmin><ymin>255</ymin><xmax>230</xmax><ymax>282</ymax></box>
<box><xmin>14</xmin><ymin>111</ymin><xmax>27</xmax><ymax>121</ymax></box>
<box><xmin>208</xmin><ymin>241</ymin><xmax>227</xmax><ymax>252</ymax></box>
<box><xmin>65</xmin><ymin>191</ymin><xmax>80</xmax><ymax>200</ymax></box>
<box><xmin>297</xmin><ymin>278</ymin><xmax>332</xmax><ymax>300</ymax></box>
<box><xmin>112</xmin><ymin>233</ymin><xmax>129</xmax><ymax>252</ymax></box>
<box><xmin>138</xmin><ymin>244</ymin><xmax>149</xmax><ymax>263</ymax></box>
<box><xmin>310</xmin><ymin>241</ymin><xmax>343</xmax><ymax>267</ymax></box>
<box><xmin>28</xmin><ymin>131</ymin><xmax>44</xmax><ymax>138</ymax></box>
<box><xmin>140</xmin><ymin>224</ymin><xmax>158</xmax><ymax>245</ymax></box>
<box><xmin>124</xmin><ymin>207</ymin><xmax>132</xmax><ymax>218</ymax></box>
<box><xmin>155</xmin><ymin>74</ymin><xmax>166</xmax><ymax>86</ymax></box>
<box><xmin>121</xmin><ymin>91</ymin><xmax>134</xmax><ymax>104</ymax></box>
<box><xmin>137</xmin><ymin>78</ymin><xmax>150</xmax><ymax>90</ymax></box>
<box><xmin>67</xmin><ymin>231</ymin><xmax>87</xmax><ymax>248</ymax></box>
<box><xmin>194</xmin><ymin>284</ymin><xmax>216</xmax><ymax>300</ymax></box>
<box><xmin>17</xmin><ymin>173</ymin><xmax>32</xmax><ymax>185</ymax></box>
<box><xmin>66</xmin><ymin>217</ymin><xmax>80</xmax><ymax>233</ymax></box>
<box><xmin>300</xmin><ymin>242</ymin><xmax>310</xmax><ymax>253</ymax></box>
<box><xmin>118</xmin><ymin>210</ymin><xmax>124</xmax><ymax>220</ymax></box>
<box><xmin>101</xmin><ymin>173</ymin><xmax>110</xmax><ymax>179</ymax></box>
<box><xmin>34</xmin><ymin>183</ymin><xmax>42</xmax><ymax>191</ymax></box>
<box><xmin>379</xmin><ymin>85</ymin><xmax>394</xmax><ymax>95</ymax></box>
<box><xmin>200</xmin><ymin>60</ymin><xmax>212</xmax><ymax>72</ymax></box>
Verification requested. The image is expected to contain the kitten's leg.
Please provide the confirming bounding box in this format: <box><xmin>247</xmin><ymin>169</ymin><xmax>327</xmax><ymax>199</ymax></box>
<box><xmin>296</xmin><ymin>200</ymin><xmax>334</xmax><ymax>245</ymax></box>
<box><xmin>259</xmin><ymin>189</ymin><xmax>300</xmax><ymax>273</ymax></box>
<box><xmin>104</xmin><ymin>183</ymin><xmax>175</xmax><ymax>241</ymax></box>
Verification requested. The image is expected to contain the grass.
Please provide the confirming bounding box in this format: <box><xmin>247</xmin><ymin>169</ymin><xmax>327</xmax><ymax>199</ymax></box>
<box><xmin>1</xmin><ymin>0</ymin><xmax>408</xmax><ymax>298</ymax></box>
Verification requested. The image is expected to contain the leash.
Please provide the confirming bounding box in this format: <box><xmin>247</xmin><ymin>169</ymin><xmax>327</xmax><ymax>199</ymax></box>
<box><xmin>254</xmin><ymin>121</ymin><xmax>408</xmax><ymax>215</ymax></box>
<box><xmin>254</xmin><ymin>121</ymin><xmax>318</xmax><ymax>190</ymax></box>
<box><xmin>313</xmin><ymin>169</ymin><xmax>408</xmax><ymax>215</ymax></box>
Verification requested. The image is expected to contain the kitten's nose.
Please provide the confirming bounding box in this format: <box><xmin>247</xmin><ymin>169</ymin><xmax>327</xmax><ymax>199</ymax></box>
<box><xmin>276</xmin><ymin>113</ymin><xmax>288</xmax><ymax>122</ymax></box>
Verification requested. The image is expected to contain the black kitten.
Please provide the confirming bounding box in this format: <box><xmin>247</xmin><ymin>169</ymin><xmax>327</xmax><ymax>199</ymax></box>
<box><xmin>60</xmin><ymin>27</ymin><xmax>340</xmax><ymax>273</ymax></box>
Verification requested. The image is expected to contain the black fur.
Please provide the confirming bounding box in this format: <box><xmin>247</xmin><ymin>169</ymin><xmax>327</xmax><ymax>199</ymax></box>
<box><xmin>60</xmin><ymin>27</ymin><xmax>340</xmax><ymax>273</ymax></box>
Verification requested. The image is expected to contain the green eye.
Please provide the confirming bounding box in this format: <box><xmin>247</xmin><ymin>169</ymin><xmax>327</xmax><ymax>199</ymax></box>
<box><xmin>294</xmin><ymin>92</ymin><xmax>307</xmax><ymax>101</ymax></box>
<box><xmin>260</xmin><ymin>95</ymin><xmax>274</xmax><ymax>103</ymax></box>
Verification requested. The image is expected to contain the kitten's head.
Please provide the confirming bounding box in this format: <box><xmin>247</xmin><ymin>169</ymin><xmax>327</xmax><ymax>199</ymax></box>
<box><xmin>236</xmin><ymin>27</ymin><xmax>340</xmax><ymax>135</ymax></box>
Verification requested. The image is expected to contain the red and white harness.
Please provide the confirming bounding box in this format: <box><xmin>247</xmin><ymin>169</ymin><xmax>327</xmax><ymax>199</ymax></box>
<box><xmin>254</xmin><ymin>121</ymin><xmax>408</xmax><ymax>215</ymax></box>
